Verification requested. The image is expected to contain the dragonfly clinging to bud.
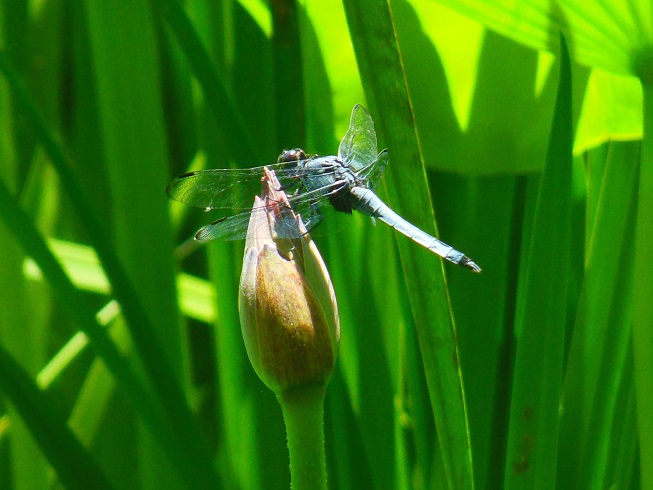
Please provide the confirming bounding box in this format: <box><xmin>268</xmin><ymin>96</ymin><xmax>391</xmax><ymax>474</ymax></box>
<box><xmin>167</xmin><ymin>105</ymin><xmax>481</xmax><ymax>273</ymax></box>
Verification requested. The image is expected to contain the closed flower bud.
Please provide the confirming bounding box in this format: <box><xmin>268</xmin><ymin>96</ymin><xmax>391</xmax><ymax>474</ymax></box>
<box><xmin>239</xmin><ymin>169</ymin><xmax>339</xmax><ymax>395</ymax></box>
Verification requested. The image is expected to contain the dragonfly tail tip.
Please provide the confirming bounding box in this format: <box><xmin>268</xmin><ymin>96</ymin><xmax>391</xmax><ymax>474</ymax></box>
<box><xmin>462</xmin><ymin>258</ymin><xmax>482</xmax><ymax>273</ymax></box>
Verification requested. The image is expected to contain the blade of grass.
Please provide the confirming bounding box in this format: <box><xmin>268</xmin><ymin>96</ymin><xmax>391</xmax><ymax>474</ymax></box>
<box><xmin>81</xmin><ymin>0</ymin><xmax>218</xmax><ymax>483</ymax></box>
<box><xmin>435</xmin><ymin>173</ymin><xmax>517</xmax><ymax>488</ymax></box>
<box><xmin>342</xmin><ymin>1</ymin><xmax>475</xmax><ymax>487</ymax></box>
<box><xmin>326</xmin><ymin>226</ymin><xmax>399</xmax><ymax>489</ymax></box>
<box><xmin>0</xmin><ymin>67</ymin><xmax>49</xmax><ymax>490</ymax></box>
<box><xmin>0</xmin><ymin>343</ymin><xmax>112</xmax><ymax>490</ymax></box>
<box><xmin>25</xmin><ymin>238</ymin><xmax>216</xmax><ymax>323</ymax></box>
<box><xmin>633</xmin><ymin>79</ymin><xmax>653</xmax><ymax>487</ymax></box>
<box><xmin>557</xmin><ymin>141</ymin><xmax>638</xmax><ymax>488</ymax></box>
<box><xmin>0</xmin><ymin>51</ymin><xmax>219</xmax><ymax>486</ymax></box>
<box><xmin>230</xmin><ymin>1</ymin><xmax>279</xmax><ymax>159</ymax></box>
<box><xmin>584</xmin><ymin>144</ymin><xmax>610</xmax><ymax>246</ymax></box>
<box><xmin>0</xmin><ymin>178</ymin><xmax>216</xmax><ymax>488</ymax></box>
<box><xmin>401</xmin><ymin>277</ymin><xmax>439</xmax><ymax>489</ymax></box>
<box><xmin>610</xmin><ymin>369</ymin><xmax>639</xmax><ymax>487</ymax></box>
<box><xmin>193</xmin><ymin>4</ymin><xmax>298</xmax><ymax>487</ymax></box>
<box><xmin>155</xmin><ymin>0</ymin><xmax>260</xmax><ymax>161</ymax></box>
<box><xmin>503</xmin><ymin>35</ymin><xmax>573</xmax><ymax>488</ymax></box>
<box><xmin>271</xmin><ymin>0</ymin><xmax>305</xmax><ymax>148</ymax></box>
<box><xmin>299</xmin><ymin>3</ymin><xmax>338</xmax><ymax>155</ymax></box>
<box><xmin>582</xmin><ymin>237</ymin><xmax>635</xmax><ymax>489</ymax></box>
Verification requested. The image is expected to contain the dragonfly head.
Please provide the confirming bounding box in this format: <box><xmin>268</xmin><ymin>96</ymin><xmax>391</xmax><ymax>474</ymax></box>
<box><xmin>278</xmin><ymin>148</ymin><xmax>308</xmax><ymax>163</ymax></box>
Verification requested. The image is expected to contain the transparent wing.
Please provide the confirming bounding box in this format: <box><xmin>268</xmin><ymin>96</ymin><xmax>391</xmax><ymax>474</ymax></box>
<box><xmin>166</xmin><ymin>159</ymin><xmax>341</xmax><ymax>211</ymax></box>
<box><xmin>192</xmin><ymin>177</ymin><xmax>349</xmax><ymax>241</ymax></box>
<box><xmin>357</xmin><ymin>149</ymin><xmax>389</xmax><ymax>192</ymax></box>
<box><xmin>338</xmin><ymin>104</ymin><xmax>379</xmax><ymax>170</ymax></box>
<box><xmin>194</xmin><ymin>207</ymin><xmax>309</xmax><ymax>241</ymax></box>
<box><xmin>194</xmin><ymin>213</ymin><xmax>255</xmax><ymax>241</ymax></box>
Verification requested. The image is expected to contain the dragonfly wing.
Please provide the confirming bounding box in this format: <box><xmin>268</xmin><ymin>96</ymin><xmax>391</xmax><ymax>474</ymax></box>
<box><xmin>338</xmin><ymin>104</ymin><xmax>379</xmax><ymax>170</ymax></box>
<box><xmin>196</xmin><ymin>206</ymin><xmax>313</xmax><ymax>241</ymax></box>
<box><xmin>358</xmin><ymin>149</ymin><xmax>388</xmax><ymax>192</ymax></box>
<box><xmin>195</xmin><ymin>212</ymin><xmax>253</xmax><ymax>241</ymax></box>
<box><xmin>167</xmin><ymin>166</ymin><xmax>271</xmax><ymax>210</ymax></box>
<box><xmin>194</xmin><ymin>176</ymin><xmax>356</xmax><ymax>241</ymax></box>
<box><xmin>166</xmin><ymin>160</ymin><xmax>341</xmax><ymax>210</ymax></box>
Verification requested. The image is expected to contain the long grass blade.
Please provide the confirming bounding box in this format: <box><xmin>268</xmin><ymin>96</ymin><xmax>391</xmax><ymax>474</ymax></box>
<box><xmin>342</xmin><ymin>0</ymin><xmax>475</xmax><ymax>487</ymax></box>
<box><xmin>0</xmin><ymin>344</ymin><xmax>112</xmax><ymax>490</ymax></box>
<box><xmin>0</xmin><ymin>51</ymin><xmax>219</xmax><ymax>486</ymax></box>
<box><xmin>633</xmin><ymin>80</ymin><xmax>653</xmax><ymax>487</ymax></box>
<box><xmin>0</xmin><ymin>177</ymin><xmax>218</xmax><ymax>487</ymax></box>
<box><xmin>503</xmin><ymin>35</ymin><xmax>573</xmax><ymax>488</ymax></box>
<box><xmin>557</xmin><ymin>141</ymin><xmax>638</xmax><ymax>488</ymax></box>
<box><xmin>155</xmin><ymin>0</ymin><xmax>260</xmax><ymax>160</ymax></box>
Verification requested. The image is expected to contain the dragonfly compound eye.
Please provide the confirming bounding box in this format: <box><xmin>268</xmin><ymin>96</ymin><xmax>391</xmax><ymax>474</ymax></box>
<box><xmin>277</xmin><ymin>148</ymin><xmax>307</xmax><ymax>163</ymax></box>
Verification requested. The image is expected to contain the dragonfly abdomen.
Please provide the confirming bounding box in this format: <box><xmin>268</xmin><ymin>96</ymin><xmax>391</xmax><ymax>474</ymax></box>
<box><xmin>349</xmin><ymin>187</ymin><xmax>481</xmax><ymax>272</ymax></box>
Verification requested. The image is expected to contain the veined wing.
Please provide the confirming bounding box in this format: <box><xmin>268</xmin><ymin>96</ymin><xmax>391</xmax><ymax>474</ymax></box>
<box><xmin>357</xmin><ymin>149</ymin><xmax>389</xmax><ymax>192</ymax></box>
<box><xmin>166</xmin><ymin>159</ymin><xmax>341</xmax><ymax>211</ymax></box>
<box><xmin>338</xmin><ymin>104</ymin><xmax>380</xmax><ymax>170</ymax></box>
<box><xmin>193</xmin><ymin>177</ymin><xmax>349</xmax><ymax>241</ymax></box>
<box><xmin>194</xmin><ymin>202</ymin><xmax>320</xmax><ymax>241</ymax></box>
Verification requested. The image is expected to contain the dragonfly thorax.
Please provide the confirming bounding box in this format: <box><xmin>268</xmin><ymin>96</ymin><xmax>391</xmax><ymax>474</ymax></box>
<box><xmin>296</xmin><ymin>156</ymin><xmax>360</xmax><ymax>214</ymax></box>
<box><xmin>279</xmin><ymin>147</ymin><xmax>365</xmax><ymax>214</ymax></box>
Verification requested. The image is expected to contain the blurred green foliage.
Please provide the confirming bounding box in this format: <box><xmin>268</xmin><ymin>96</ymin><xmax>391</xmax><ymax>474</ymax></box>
<box><xmin>0</xmin><ymin>0</ymin><xmax>651</xmax><ymax>488</ymax></box>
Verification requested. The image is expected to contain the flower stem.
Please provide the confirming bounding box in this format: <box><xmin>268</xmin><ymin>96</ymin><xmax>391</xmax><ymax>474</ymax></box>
<box><xmin>278</xmin><ymin>385</ymin><xmax>328</xmax><ymax>490</ymax></box>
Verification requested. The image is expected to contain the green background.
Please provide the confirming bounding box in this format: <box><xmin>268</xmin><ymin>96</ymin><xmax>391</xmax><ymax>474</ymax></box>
<box><xmin>1</xmin><ymin>0</ymin><xmax>651</xmax><ymax>488</ymax></box>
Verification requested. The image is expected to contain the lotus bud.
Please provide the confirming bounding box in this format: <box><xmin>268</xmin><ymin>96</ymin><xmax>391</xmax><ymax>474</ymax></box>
<box><xmin>238</xmin><ymin>168</ymin><xmax>339</xmax><ymax>395</ymax></box>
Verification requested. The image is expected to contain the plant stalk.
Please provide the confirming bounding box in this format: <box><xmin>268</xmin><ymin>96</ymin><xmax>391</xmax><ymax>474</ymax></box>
<box><xmin>278</xmin><ymin>386</ymin><xmax>328</xmax><ymax>490</ymax></box>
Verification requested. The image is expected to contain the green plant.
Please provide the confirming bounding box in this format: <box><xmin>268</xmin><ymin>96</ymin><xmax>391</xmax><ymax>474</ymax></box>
<box><xmin>0</xmin><ymin>0</ymin><xmax>649</xmax><ymax>488</ymax></box>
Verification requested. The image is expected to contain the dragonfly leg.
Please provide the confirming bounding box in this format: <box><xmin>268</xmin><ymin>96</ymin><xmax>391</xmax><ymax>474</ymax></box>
<box><xmin>277</xmin><ymin>176</ymin><xmax>303</xmax><ymax>193</ymax></box>
<box><xmin>300</xmin><ymin>201</ymin><xmax>324</xmax><ymax>232</ymax></box>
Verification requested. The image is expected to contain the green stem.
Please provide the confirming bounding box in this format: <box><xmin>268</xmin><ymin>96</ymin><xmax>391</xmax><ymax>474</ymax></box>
<box><xmin>278</xmin><ymin>386</ymin><xmax>328</xmax><ymax>490</ymax></box>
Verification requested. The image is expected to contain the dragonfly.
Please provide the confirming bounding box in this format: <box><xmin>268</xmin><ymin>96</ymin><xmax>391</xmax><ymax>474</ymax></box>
<box><xmin>167</xmin><ymin>104</ymin><xmax>481</xmax><ymax>273</ymax></box>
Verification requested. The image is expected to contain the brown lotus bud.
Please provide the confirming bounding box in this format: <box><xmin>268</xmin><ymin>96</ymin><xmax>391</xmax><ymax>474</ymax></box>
<box><xmin>238</xmin><ymin>169</ymin><xmax>339</xmax><ymax>394</ymax></box>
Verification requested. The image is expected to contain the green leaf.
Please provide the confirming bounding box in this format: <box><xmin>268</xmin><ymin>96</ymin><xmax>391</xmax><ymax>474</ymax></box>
<box><xmin>419</xmin><ymin>0</ymin><xmax>647</xmax><ymax>167</ymax></box>
<box><xmin>436</xmin><ymin>0</ymin><xmax>653</xmax><ymax>77</ymax></box>
<box><xmin>395</xmin><ymin>0</ymin><xmax>561</xmax><ymax>174</ymax></box>
<box><xmin>0</xmin><ymin>343</ymin><xmax>112</xmax><ymax>490</ymax></box>
<box><xmin>24</xmin><ymin>238</ymin><xmax>217</xmax><ymax>323</ymax></box>
<box><xmin>558</xmin><ymin>141</ymin><xmax>638</xmax><ymax>488</ymax></box>
<box><xmin>633</xmin><ymin>81</ymin><xmax>653</xmax><ymax>487</ymax></box>
<box><xmin>155</xmin><ymin>0</ymin><xmax>261</xmax><ymax>160</ymax></box>
<box><xmin>343</xmin><ymin>1</ymin><xmax>475</xmax><ymax>487</ymax></box>
<box><xmin>0</xmin><ymin>177</ymin><xmax>216</xmax><ymax>489</ymax></box>
<box><xmin>0</xmin><ymin>48</ymin><xmax>218</xmax><ymax>488</ymax></box>
<box><xmin>504</xmin><ymin>35</ymin><xmax>573</xmax><ymax>488</ymax></box>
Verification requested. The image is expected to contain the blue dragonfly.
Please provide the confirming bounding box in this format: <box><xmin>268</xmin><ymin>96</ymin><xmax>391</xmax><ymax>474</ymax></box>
<box><xmin>167</xmin><ymin>105</ymin><xmax>481</xmax><ymax>272</ymax></box>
